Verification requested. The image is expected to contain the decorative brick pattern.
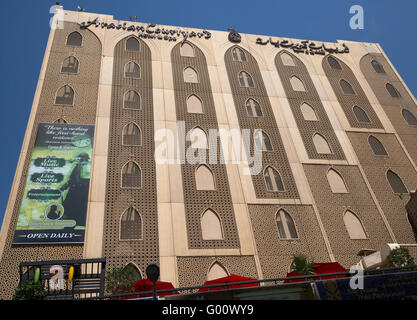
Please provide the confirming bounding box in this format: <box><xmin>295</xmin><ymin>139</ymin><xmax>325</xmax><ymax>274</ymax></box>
<box><xmin>171</xmin><ymin>42</ymin><xmax>240</xmax><ymax>249</ymax></box>
<box><xmin>224</xmin><ymin>46</ymin><xmax>299</xmax><ymax>199</ymax></box>
<box><xmin>275</xmin><ymin>51</ymin><xmax>345</xmax><ymax>160</ymax></box>
<box><xmin>0</xmin><ymin>22</ymin><xmax>101</xmax><ymax>299</ymax></box>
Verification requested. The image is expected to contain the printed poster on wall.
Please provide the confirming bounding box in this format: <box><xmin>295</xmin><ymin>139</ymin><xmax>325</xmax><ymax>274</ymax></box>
<box><xmin>13</xmin><ymin>123</ymin><xmax>94</xmax><ymax>244</ymax></box>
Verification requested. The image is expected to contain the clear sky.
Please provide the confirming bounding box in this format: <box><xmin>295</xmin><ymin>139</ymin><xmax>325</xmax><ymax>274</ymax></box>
<box><xmin>0</xmin><ymin>0</ymin><xmax>416</xmax><ymax>227</ymax></box>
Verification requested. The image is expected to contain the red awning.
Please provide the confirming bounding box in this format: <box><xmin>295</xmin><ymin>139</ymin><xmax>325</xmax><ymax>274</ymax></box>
<box><xmin>198</xmin><ymin>274</ymin><xmax>259</xmax><ymax>292</ymax></box>
<box><xmin>284</xmin><ymin>262</ymin><xmax>347</xmax><ymax>283</ymax></box>
<box><xmin>132</xmin><ymin>279</ymin><xmax>179</xmax><ymax>298</ymax></box>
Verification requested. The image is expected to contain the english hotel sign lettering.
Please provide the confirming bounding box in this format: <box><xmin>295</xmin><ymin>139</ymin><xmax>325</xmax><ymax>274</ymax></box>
<box><xmin>80</xmin><ymin>18</ymin><xmax>211</xmax><ymax>42</ymax></box>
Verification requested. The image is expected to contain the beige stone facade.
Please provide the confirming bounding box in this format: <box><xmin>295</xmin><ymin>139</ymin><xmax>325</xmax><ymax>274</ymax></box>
<box><xmin>0</xmin><ymin>7</ymin><xmax>416</xmax><ymax>298</ymax></box>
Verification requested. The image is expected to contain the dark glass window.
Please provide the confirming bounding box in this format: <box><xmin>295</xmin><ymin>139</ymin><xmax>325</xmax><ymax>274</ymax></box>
<box><xmin>246</xmin><ymin>99</ymin><xmax>262</xmax><ymax>117</ymax></box>
<box><xmin>124</xmin><ymin>90</ymin><xmax>141</xmax><ymax>109</ymax></box>
<box><xmin>353</xmin><ymin>106</ymin><xmax>370</xmax><ymax>123</ymax></box>
<box><xmin>123</xmin><ymin>123</ymin><xmax>141</xmax><ymax>146</ymax></box>
<box><xmin>371</xmin><ymin>60</ymin><xmax>385</xmax><ymax>74</ymax></box>
<box><xmin>120</xmin><ymin>208</ymin><xmax>142</xmax><ymax>240</ymax></box>
<box><xmin>124</xmin><ymin>61</ymin><xmax>140</xmax><ymax>79</ymax></box>
<box><xmin>126</xmin><ymin>37</ymin><xmax>140</xmax><ymax>52</ymax></box>
<box><xmin>61</xmin><ymin>56</ymin><xmax>79</xmax><ymax>74</ymax></box>
<box><xmin>387</xmin><ymin>170</ymin><xmax>407</xmax><ymax>194</ymax></box>
<box><xmin>55</xmin><ymin>85</ymin><xmax>74</xmax><ymax>106</ymax></box>
<box><xmin>340</xmin><ymin>79</ymin><xmax>355</xmax><ymax>95</ymax></box>
<box><xmin>328</xmin><ymin>56</ymin><xmax>342</xmax><ymax>70</ymax></box>
<box><xmin>66</xmin><ymin>32</ymin><xmax>82</xmax><ymax>46</ymax></box>
<box><xmin>276</xmin><ymin>210</ymin><xmax>298</xmax><ymax>239</ymax></box>
<box><xmin>239</xmin><ymin>71</ymin><xmax>254</xmax><ymax>88</ymax></box>
<box><xmin>402</xmin><ymin>109</ymin><xmax>417</xmax><ymax>126</ymax></box>
<box><xmin>368</xmin><ymin>136</ymin><xmax>388</xmax><ymax>156</ymax></box>
<box><xmin>386</xmin><ymin>83</ymin><xmax>401</xmax><ymax>98</ymax></box>
<box><xmin>122</xmin><ymin>162</ymin><xmax>141</xmax><ymax>188</ymax></box>
<box><xmin>232</xmin><ymin>47</ymin><xmax>246</xmax><ymax>62</ymax></box>
<box><xmin>264</xmin><ymin>167</ymin><xmax>284</xmax><ymax>192</ymax></box>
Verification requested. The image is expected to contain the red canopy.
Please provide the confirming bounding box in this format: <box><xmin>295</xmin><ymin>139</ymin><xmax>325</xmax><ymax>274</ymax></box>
<box><xmin>198</xmin><ymin>274</ymin><xmax>259</xmax><ymax>292</ymax></box>
<box><xmin>132</xmin><ymin>279</ymin><xmax>179</xmax><ymax>298</ymax></box>
<box><xmin>284</xmin><ymin>262</ymin><xmax>347</xmax><ymax>283</ymax></box>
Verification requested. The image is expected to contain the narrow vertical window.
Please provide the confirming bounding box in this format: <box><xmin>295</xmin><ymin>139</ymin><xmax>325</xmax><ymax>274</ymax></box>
<box><xmin>124</xmin><ymin>263</ymin><xmax>142</xmax><ymax>281</ymax></box>
<box><xmin>122</xmin><ymin>162</ymin><xmax>141</xmax><ymax>188</ymax></box>
<box><xmin>313</xmin><ymin>133</ymin><xmax>332</xmax><ymax>154</ymax></box>
<box><xmin>120</xmin><ymin>208</ymin><xmax>142</xmax><ymax>240</ymax></box>
<box><xmin>280</xmin><ymin>52</ymin><xmax>295</xmax><ymax>66</ymax></box>
<box><xmin>187</xmin><ymin>95</ymin><xmax>203</xmax><ymax>114</ymax></box>
<box><xmin>340</xmin><ymin>79</ymin><xmax>355</xmax><ymax>95</ymax></box>
<box><xmin>195</xmin><ymin>164</ymin><xmax>215</xmax><ymax>190</ymax></box>
<box><xmin>255</xmin><ymin>130</ymin><xmax>273</xmax><ymax>151</ymax></box>
<box><xmin>300</xmin><ymin>103</ymin><xmax>318</xmax><ymax>121</ymax></box>
<box><xmin>386</xmin><ymin>83</ymin><xmax>401</xmax><ymax>98</ymax></box>
<box><xmin>246</xmin><ymin>99</ymin><xmax>262</xmax><ymax>117</ymax></box>
<box><xmin>126</xmin><ymin>37</ymin><xmax>140</xmax><ymax>52</ymax></box>
<box><xmin>201</xmin><ymin>209</ymin><xmax>223</xmax><ymax>240</ymax></box>
<box><xmin>264</xmin><ymin>167</ymin><xmax>284</xmax><ymax>192</ymax></box>
<box><xmin>55</xmin><ymin>85</ymin><xmax>74</xmax><ymax>106</ymax></box>
<box><xmin>183</xmin><ymin>67</ymin><xmax>199</xmax><ymax>83</ymax></box>
<box><xmin>368</xmin><ymin>136</ymin><xmax>388</xmax><ymax>156</ymax></box>
<box><xmin>189</xmin><ymin>127</ymin><xmax>208</xmax><ymax>149</ymax></box>
<box><xmin>66</xmin><ymin>32</ymin><xmax>82</xmax><ymax>46</ymax></box>
<box><xmin>124</xmin><ymin>61</ymin><xmax>140</xmax><ymax>79</ymax></box>
<box><xmin>327</xmin><ymin>56</ymin><xmax>342</xmax><ymax>70</ymax></box>
<box><xmin>290</xmin><ymin>76</ymin><xmax>306</xmax><ymax>92</ymax></box>
<box><xmin>180</xmin><ymin>42</ymin><xmax>195</xmax><ymax>57</ymax></box>
<box><xmin>238</xmin><ymin>71</ymin><xmax>254</xmax><ymax>88</ymax></box>
<box><xmin>327</xmin><ymin>169</ymin><xmax>348</xmax><ymax>193</ymax></box>
<box><xmin>207</xmin><ymin>262</ymin><xmax>228</xmax><ymax>281</ymax></box>
<box><xmin>344</xmin><ymin>210</ymin><xmax>367</xmax><ymax>239</ymax></box>
<box><xmin>61</xmin><ymin>56</ymin><xmax>79</xmax><ymax>74</ymax></box>
<box><xmin>353</xmin><ymin>106</ymin><xmax>371</xmax><ymax>123</ymax></box>
<box><xmin>124</xmin><ymin>90</ymin><xmax>141</xmax><ymax>109</ymax></box>
<box><xmin>232</xmin><ymin>47</ymin><xmax>246</xmax><ymax>62</ymax></box>
<box><xmin>386</xmin><ymin>170</ymin><xmax>407</xmax><ymax>194</ymax></box>
<box><xmin>371</xmin><ymin>60</ymin><xmax>385</xmax><ymax>74</ymax></box>
<box><xmin>122</xmin><ymin>123</ymin><xmax>141</xmax><ymax>146</ymax></box>
<box><xmin>276</xmin><ymin>210</ymin><xmax>298</xmax><ymax>239</ymax></box>
<box><xmin>402</xmin><ymin>109</ymin><xmax>417</xmax><ymax>126</ymax></box>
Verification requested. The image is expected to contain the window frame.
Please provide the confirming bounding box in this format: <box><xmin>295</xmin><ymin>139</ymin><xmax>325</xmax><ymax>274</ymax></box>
<box><xmin>238</xmin><ymin>70</ymin><xmax>255</xmax><ymax>88</ymax></box>
<box><xmin>264</xmin><ymin>166</ymin><xmax>285</xmax><ymax>193</ymax></box>
<box><xmin>122</xmin><ymin>122</ymin><xmax>142</xmax><ymax>147</ymax></box>
<box><xmin>60</xmin><ymin>55</ymin><xmax>80</xmax><ymax>75</ymax></box>
<box><xmin>275</xmin><ymin>209</ymin><xmax>299</xmax><ymax>240</ymax></box>
<box><xmin>54</xmin><ymin>85</ymin><xmax>75</xmax><ymax>106</ymax></box>
<box><xmin>65</xmin><ymin>31</ymin><xmax>83</xmax><ymax>47</ymax></box>
<box><xmin>125</xmin><ymin>37</ymin><xmax>140</xmax><ymax>53</ymax></box>
<box><xmin>123</xmin><ymin>90</ymin><xmax>142</xmax><ymax>110</ymax></box>
<box><xmin>119</xmin><ymin>207</ymin><xmax>143</xmax><ymax>241</ymax></box>
<box><xmin>124</xmin><ymin>61</ymin><xmax>141</xmax><ymax>79</ymax></box>
<box><xmin>121</xmin><ymin>161</ymin><xmax>142</xmax><ymax>189</ymax></box>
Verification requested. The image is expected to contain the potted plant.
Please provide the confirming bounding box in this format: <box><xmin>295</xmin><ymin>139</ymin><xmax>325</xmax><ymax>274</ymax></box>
<box><xmin>105</xmin><ymin>264</ymin><xmax>137</xmax><ymax>298</ymax></box>
<box><xmin>387</xmin><ymin>247</ymin><xmax>415</xmax><ymax>267</ymax></box>
<box><xmin>13</xmin><ymin>280</ymin><xmax>46</xmax><ymax>300</ymax></box>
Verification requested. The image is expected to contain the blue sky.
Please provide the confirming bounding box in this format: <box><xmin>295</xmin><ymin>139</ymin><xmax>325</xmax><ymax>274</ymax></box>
<box><xmin>0</xmin><ymin>0</ymin><xmax>416</xmax><ymax>227</ymax></box>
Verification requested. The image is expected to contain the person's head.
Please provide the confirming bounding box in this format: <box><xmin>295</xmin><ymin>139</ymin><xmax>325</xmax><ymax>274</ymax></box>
<box><xmin>76</xmin><ymin>152</ymin><xmax>90</xmax><ymax>163</ymax></box>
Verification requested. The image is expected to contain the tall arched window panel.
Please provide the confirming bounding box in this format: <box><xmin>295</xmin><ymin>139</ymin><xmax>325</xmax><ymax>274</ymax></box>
<box><xmin>343</xmin><ymin>210</ymin><xmax>367</xmax><ymax>239</ymax></box>
<box><xmin>66</xmin><ymin>31</ymin><xmax>82</xmax><ymax>46</ymax></box>
<box><xmin>264</xmin><ymin>167</ymin><xmax>284</xmax><ymax>192</ymax></box>
<box><xmin>276</xmin><ymin>209</ymin><xmax>298</xmax><ymax>239</ymax></box>
<box><xmin>207</xmin><ymin>262</ymin><xmax>228</xmax><ymax>281</ymax></box>
<box><xmin>180</xmin><ymin>42</ymin><xmax>195</xmax><ymax>57</ymax></box>
<box><xmin>290</xmin><ymin>76</ymin><xmax>306</xmax><ymax>92</ymax></box>
<box><xmin>402</xmin><ymin>109</ymin><xmax>417</xmax><ymax>126</ymax></box>
<box><xmin>232</xmin><ymin>47</ymin><xmax>246</xmax><ymax>62</ymax></box>
<box><xmin>195</xmin><ymin>164</ymin><xmax>215</xmax><ymax>190</ymax></box>
<box><xmin>255</xmin><ymin>130</ymin><xmax>273</xmax><ymax>151</ymax></box>
<box><xmin>183</xmin><ymin>66</ymin><xmax>199</xmax><ymax>83</ymax></box>
<box><xmin>126</xmin><ymin>37</ymin><xmax>140</xmax><ymax>52</ymax></box>
<box><xmin>121</xmin><ymin>162</ymin><xmax>141</xmax><ymax>189</ymax></box>
<box><xmin>300</xmin><ymin>103</ymin><xmax>318</xmax><ymax>121</ymax></box>
<box><xmin>386</xmin><ymin>83</ymin><xmax>401</xmax><ymax>98</ymax></box>
<box><xmin>124</xmin><ymin>90</ymin><xmax>141</xmax><ymax>109</ymax></box>
<box><xmin>124</xmin><ymin>263</ymin><xmax>142</xmax><ymax>281</ymax></box>
<box><xmin>340</xmin><ymin>79</ymin><xmax>355</xmax><ymax>95</ymax></box>
<box><xmin>313</xmin><ymin>133</ymin><xmax>332</xmax><ymax>154</ymax></box>
<box><xmin>54</xmin><ymin>118</ymin><xmax>67</xmax><ymax>124</ymax></box>
<box><xmin>187</xmin><ymin>95</ymin><xmax>203</xmax><ymax>113</ymax></box>
<box><xmin>371</xmin><ymin>60</ymin><xmax>385</xmax><ymax>74</ymax></box>
<box><xmin>201</xmin><ymin>209</ymin><xmax>223</xmax><ymax>240</ymax></box>
<box><xmin>55</xmin><ymin>85</ymin><xmax>74</xmax><ymax>106</ymax></box>
<box><xmin>386</xmin><ymin>170</ymin><xmax>408</xmax><ymax>194</ymax></box>
<box><xmin>246</xmin><ymin>99</ymin><xmax>262</xmax><ymax>117</ymax></box>
<box><xmin>327</xmin><ymin>56</ymin><xmax>342</xmax><ymax>70</ymax></box>
<box><xmin>238</xmin><ymin>71</ymin><xmax>254</xmax><ymax>88</ymax></box>
<box><xmin>61</xmin><ymin>56</ymin><xmax>79</xmax><ymax>74</ymax></box>
<box><xmin>120</xmin><ymin>207</ymin><xmax>142</xmax><ymax>240</ymax></box>
<box><xmin>189</xmin><ymin>127</ymin><xmax>208</xmax><ymax>149</ymax></box>
<box><xmin>368</xmin><ymin>136</ymin><xmax>388</xmax><ymax>156</ymax></box>
<box><xmin>353</xmin><ymin>106</ymin><xmax>371</xmax><ymax>123</ymax></box>
<box><xmin>280</xmin><ymin>52</ymin><xmax>295</xmax><ymax>66</ymax></box>
<box><xmin>122</xmin><ymin>123</ymin><xmax>141</xmax><ymax>146</ymax></box>
<box><xmin>327</xmin><ymin>169</ymin><xmax>348</xmax><ymax>193</ymax></box>
<box><xmin>124</xmin><ymin>61</ymin><xmax>140</xmax><ymax>79</ymax></box>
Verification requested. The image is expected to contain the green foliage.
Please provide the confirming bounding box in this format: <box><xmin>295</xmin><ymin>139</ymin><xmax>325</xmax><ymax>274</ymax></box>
<box><xmin>290</xmin><ymin>254</ymin><xmax>315</xmax><ymax>275</ymax></box>
<box><xmin>13</xmin><ymin>281</ymin><xmax>46</xmax><ymax>300</ymax></box>
<box><xmin>105</xmin><ymin>264</ymin><xmax>137</xmax><ymax>294</ymax></box>
<box><xmin>387</xmin><ymin>247</ymin><xmax>415</xmax><ymax>267</ymax></box>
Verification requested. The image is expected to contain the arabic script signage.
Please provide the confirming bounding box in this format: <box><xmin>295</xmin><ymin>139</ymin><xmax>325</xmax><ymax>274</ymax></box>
<box><xmin>256</xmin><ymin>37</ymin><xmax>349</xmax><ymax>55</ymax></box>
<box><xmin>80</xmin><ymin>18</ymin><xmax>211</xmax><ymax>43</ymax></box>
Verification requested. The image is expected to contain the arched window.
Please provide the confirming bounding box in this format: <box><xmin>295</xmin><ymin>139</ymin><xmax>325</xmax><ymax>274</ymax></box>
<box><xmin>371</xmin><ymin>60</ymin><xmax>385</xmax><ymax>74</ymax></box>
<box><xmin>187</xmin><ymin>95</ymin><xmax>203</xmax><ymax>114</ymax></box>
<box><xmin>66</xmin><ymin>32</ymin><xmax>82</xmax><ymax>46</ymax></box>
<box><xmin>368</xmin><ymin>136</ymin><xmax>388</xmax><ymax>156</ymax></box>
<box><xmin>122</xmin><ymin>162</ymin><xmax>141</xmax><ymax>188</ymax></box>
<box><xmin>189</xmin><ymin>127</ymin><xmax>208</xmax><ymax>149</ymax></box>
<box><xmin>245</xmin><ymin>99</ymin><xmax>262</xmax><ymax>117</ymax></box>
<box><xmin>327</xmin><ymin>56</ymin><xmax>342</xmax><ymax>70</ymax></box>
<box><xmin>120</xmin><ymin>207</ymin><xmax>142</xmax><ymax>240</ymax></box>
<box><xmin>313</xmin><ymin>133</ymin><xmax>332</xmax><ymax>154</ymax></box>
<box><xmin>124</xmin><ymin>61</ymin><xmax>140</xmax><ymax>79</ymax></box>
<box><xmin>195</xmin><ymin>164</ymin><xmax>215</xmax><ymax>190</ymax></box>
<box><xmin>55</xmin><ymin>85</ymin><xmax>74</xmax><ymax>106</ymax></box>
<box><xmin>276</xmin><ymin>209</ymin><xmax>298</xmax><ymax>239</ymax></box>
<box><xmin>386</xmin><ymin>83</ymin><xmax>401</xmax><ymax>98</ymax></box>
<box><xmin>180</xmin><ymin>42</ymin><xmax>195</xmax><ymax>57</ymax></box>
<box><xmin>402</xmin><ymin>109</ymin><xmax>417</xmax><ymax>126</ymax></box>
<box><xmin>386</xmin><ymin>170</ymin><xmax>408</xmax><ymax>194</ymax></box>
<box><xmin>290</xmin><ymin>76</ymin><xmax>306</xmax><ymax>92</ymax></box>
<box><xmin>255</xmin><ymin>130</ymin><xmax>273</xmax><ymax>151</ymax></box>
<box><xmin>280</xmin><ymin>52</ymin><xmax>295</xmax><ymax>66</ymax></box>
<box><xmin>264</xmin><ymin>166</ymin><xmax>284</xmax><ymax>192</ymax></box>
<box><xmin>61</xmin><ymin>56</ymin><xmax>79</xmax><ymax>74</ymax></box>
<box><xmin>54</xmin><ymin>118</ymin><xmax>67</xmax><ymax>124</ymax></box>
<box><xmin>353</xmin><ymin>106</ymin><xmax>370</xmax><ymax>123</ymax></box>
<box><xmin>300</xmin><ymin>102</ymin><xmax>318</xmax><ymax>121</ymax></box>
<box><xmin>238</xmin><ymin>71</ymin><xmax>254</xmax><ymax>88</ymax></box>
<box><xmin>232</xmin><ymin>47</ymin><xmax>246</xmax><ymax>62</ymax></box>
<box><xmin>344</xmin><ymin>210</ymin><xmax>367</xmax><ymax>239</ymax></box>
<box><xmin>124</xmin><ymin>263</ymin><xmax>142</xmax><ymax>281</ymax></box>
<box><xmin>201</xmin><ymin>209</ymin><xmax>223</xmax><ymax>240</ymax></box>
<box><xmin>183</xmin><ymin>66</ymin><xmax>199</xmax><ymax>83</ymax></box>
<box><xmin>340</xmin><ymin>79</ymin><xmax>355</xmax><ymax>95</ymax></box>
<box><xmin>327</xmin><ymin>169</ymin><xmax>348</xmax><ymax>193</ymax></box>
<box><xmin>122</xmin><ymin>123</ymin><xmax>141</xmax><ymax>146</ymax></box>
<box><xmin>124</xmin><ymin>90</ymin><xmax>141</xmax><ymax>109</ymax></box>
<box><xmin>126</xmin><ymin>37</ymin><xmax>140</xmax><ymax>52</ymax></box>
<box><xmin>207</xmin><ymin>262</ymin><xmax>228</xmax><ymax>281</ymax></box>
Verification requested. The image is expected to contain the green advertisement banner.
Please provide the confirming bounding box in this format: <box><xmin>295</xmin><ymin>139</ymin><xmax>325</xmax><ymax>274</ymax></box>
<box><xmin>13</xmin><ymin>123</ymin><xmax>94</xmax><ymax>244</ymax></box>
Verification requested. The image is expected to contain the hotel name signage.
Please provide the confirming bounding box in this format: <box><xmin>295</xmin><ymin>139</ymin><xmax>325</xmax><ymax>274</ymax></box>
<box><xmin>80</xmin><ymin>18</ymin><xmax>211</xmax><ymax>42</ymax></box>
<box><xmin>255</xmin><ymin>37</ymin><xmax>349</xmax><ymax>55</ymax></box>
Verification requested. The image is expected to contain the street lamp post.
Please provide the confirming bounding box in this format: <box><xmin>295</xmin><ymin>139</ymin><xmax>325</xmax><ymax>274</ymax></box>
<box><xmin>146</xmin><ymin>264</ymin><xmax>160</xmax><ymax>300</ymax></box>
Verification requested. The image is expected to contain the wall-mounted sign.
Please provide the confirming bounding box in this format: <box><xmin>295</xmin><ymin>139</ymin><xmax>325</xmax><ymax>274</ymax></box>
<box><xmin>80</xmin><ymin>18</ymin><xmax>211</xmax><ymax>43</ymax></box>
<box><xmin>228</xmin><ymin>29</ymin><xmax>241</xmax><ymax>43</ymax></box>
<box><xmin>256</xmin><ymin>37</ymin><xmax>349</xmax><ymax>55</ymax></box>
<box><xmin>13</xmin><ymin>123</ymin><xmax>94</xmax><ymax>244</ymax></box>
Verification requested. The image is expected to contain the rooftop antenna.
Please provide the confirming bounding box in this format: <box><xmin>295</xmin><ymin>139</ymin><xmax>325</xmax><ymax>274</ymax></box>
<box><xmin>129</xmin><ymin>16</ymin><xmax>138</xmax><ymax>22</ymax></box>
<box><xmin>77</xmin><ymin>6</ymin><xmax>85</xmax><ymax>12</ymax></box>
